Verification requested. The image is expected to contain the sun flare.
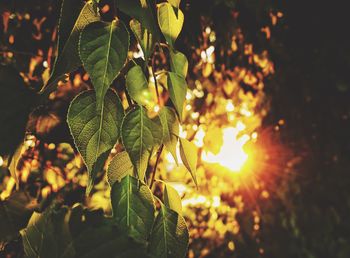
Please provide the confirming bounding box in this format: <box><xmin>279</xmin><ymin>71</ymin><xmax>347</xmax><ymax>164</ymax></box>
<box><xmin>201</xmin><ymin>127</ymin><xmax>250</xmax><ymax>173</ymax></box>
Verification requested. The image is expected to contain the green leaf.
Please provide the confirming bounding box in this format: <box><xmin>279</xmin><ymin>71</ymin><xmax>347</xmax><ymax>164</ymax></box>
<box><xmin>67</xmin><ymin>89</ymin><xmax>124</xmax><ymax>194</ymax></box>
<box><xmin>65</xmin><ymin>207</ymin><xmax>148</xmax><ymax>258</ymax></box>
<box><xmin>111</xmin><ymin>175</ymin><xmax>155</xmax><ymax>240</ymax></box>
<box><xmin>149</xmin><ymin>203</ymin><xmax>189</xmax><ymax>258</ymax></box>
<box><xmin>121</xmin><ymin>105</ymin><xmax>162</xmax><ymax>179</ymax></box>
<box><xmin>107</xmin><ymin>151</ymin><xmax>134</xmax><ymax>186</ymax></box>
<box><xmin>40</xmin><ymin>0</ymin><xmax>100</xmax><ymax>94</ymax></box>
<box><xmin>167</xmin><ymin>72</ymin><xmax>187</xmax><ymax>121</ymax></box>
<box><xmin>159</xmin><ymin>107</ymin><xmax>179</xmax><ymax>164</ymax></box>
<box><xmin>130</xmin><ymin>19</ymin><xmax>154</xmax><ymax>61</ymax></box>
<box><xmin>167</xmin><ymin>0</ymin><xmax>181</xmax><ymax>9</ymax></box>
<box><xmin>157</xmin><ymin>2</ymin><xmax>184</xmax><ymax>47</ymax></box>
<box><xmin>164</xmin><ymin>184</ymin><xmax>182</xmax><ymax>215</ymax></box>
<box><xmin>79</xmin><ymin>20</ymin><xmax>129</xmax><ymax>112</ymax></box>
<box><xmin>0</xmin><ymin>191</ymin><xmax>37</xmax><ymax>242</ymax></box>
<box><xmin>126</xmin><ymin>65</ymin><xmax>153</xmax><ymax>106</ymax></box>
<box><xmin>21</xmin><ymin>206</ymin><xmax>70</xmax><ymax>258</ymax></box>
<box><xmin>170</xmin><ymin>49</ymin><xmax>188</xmax><ymax>78</ymax></box>
<box><xmin>21</xmin><ymin>205</ymin><xmax>148</xmax><ymax>258</ymax></box>
<box><xmin>179</xmin><ymin>138</ymin><xmax>198</xmax><ymax>186</ymax></box>
<box><xmin>116</xmin><ymin>0</ymin><xmax>159</xmax><ymax>40</ymax></box>
<box><xmin>70</xmin><ymin>223</ymin><xmax>148</xmax><ymax>258</ymax></box>
<box><xmin>0</xmin><ymin>65</ymin><xmax>36</xmax><ymax>157</ymax></box>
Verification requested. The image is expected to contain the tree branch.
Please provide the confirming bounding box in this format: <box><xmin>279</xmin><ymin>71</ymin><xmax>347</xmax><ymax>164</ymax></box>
<box><xmin>149</xmin><ymin>144</ymin><xmax>164</xmax><ymax>189</ymax></box>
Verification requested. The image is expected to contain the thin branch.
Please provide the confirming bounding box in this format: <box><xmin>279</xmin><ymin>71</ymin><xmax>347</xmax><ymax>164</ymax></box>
<box><xmin>125</xmin><ymin>90</ymin><xmax>133</xmax><ymax>107</ymax></box>
<box><xmin>158</xmin><ymin>42</ymin><xmax>169</xmax><ymax>49</ymax></box>
<box><xmin>151</xmin><ymin>54</ymin><xmax>161</xmax><ymax>105</ymax></box>
<box><xmin>149</xmin><ymin>144</ymin><xmax>164</xmax><ymax>189</ymax></box>
<box><xmin>154</xmin><ymin>70</ymin><xmax>167</xmax><ymax>76</ymax></box>
<box><xmin>113</xmin><ymin>0</ymin><xmax>118</xmax><ymax>18</ymax></box>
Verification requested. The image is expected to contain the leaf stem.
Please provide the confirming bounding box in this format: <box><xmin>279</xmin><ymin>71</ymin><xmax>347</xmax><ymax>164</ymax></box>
<box><xmin>150</xmin><ymin>144</ymin><xmax>164</xmax><ymax>189</ymax></box>
<box><xmin>125</xmin><ymin>90</ymin><xmax>133</xmax><ymax>107</ymax></box>
<box><xmin>151</xmin><ymin>53</ymin><xmax>161</xmax><ymax>105</ymax></box>
<box><xmin>158</xmin><ymin>42</ymin><xmax>169</xmax><ymax>49</ymax></box>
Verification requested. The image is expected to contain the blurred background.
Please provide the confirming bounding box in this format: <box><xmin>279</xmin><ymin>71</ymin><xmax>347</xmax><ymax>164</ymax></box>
<box><xmin>1</xmin><ymin>0</ymin><xmax>350</xmax><ymax>257</ymax></box>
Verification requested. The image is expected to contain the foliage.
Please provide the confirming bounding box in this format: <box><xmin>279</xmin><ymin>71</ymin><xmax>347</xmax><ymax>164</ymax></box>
<box><xmin>21</xmin><ymin>204</ymin><xmax>149</xmax><ymax>258</ymax></box>
<box><xmin>0</xmin><ymin>191</ymin><xmax>37</xmax><ymax>242</ymax></box>
<box><xmin>2</xmin><ymin>0</ymin><xmax>349</xmax><ymax>258</ymax></box>
<box><xmin>0</xmin><ymin>0</ymin><xmax>196</xmax><ymax>257</ymax></box>
<box><xmin>0</xmin><ymin>65</ymin><xmax>36</xmax><ymax>157</ymax></box>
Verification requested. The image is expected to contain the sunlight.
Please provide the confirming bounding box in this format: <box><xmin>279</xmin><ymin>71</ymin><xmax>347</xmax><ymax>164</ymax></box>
<box><xmin>201</xmin><ymin>127</ymin><xmax>250</xmax><ymax>173</ymax></box>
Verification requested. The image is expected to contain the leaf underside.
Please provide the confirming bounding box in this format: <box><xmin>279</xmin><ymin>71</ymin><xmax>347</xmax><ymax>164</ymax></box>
<box><xmin>121</xmin><ymin>105</ymin><xmax>162</xmax><ymax>179</ymax></box>
<box><xmin>67</xmin><ymin>89</ymin><xmax>124</xmax><ymax>193</ymax></box>
<box><xmin>107</xmin><ymin>151</ymin><xmax>134</xmax><ymax>186</ymax></box>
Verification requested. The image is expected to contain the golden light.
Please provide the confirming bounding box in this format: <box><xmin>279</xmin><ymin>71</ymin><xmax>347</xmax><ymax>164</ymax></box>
<box><xmin>201</xmin><ymin>127</ymin><xmax>250</xmax><ymax>173</ymax></box>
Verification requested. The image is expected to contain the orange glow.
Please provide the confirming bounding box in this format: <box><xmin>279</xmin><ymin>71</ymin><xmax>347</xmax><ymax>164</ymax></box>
<box><xmin>201</xmin><ymin>127</ymin><xmax>250</xmax><ymax>173</ymax></box>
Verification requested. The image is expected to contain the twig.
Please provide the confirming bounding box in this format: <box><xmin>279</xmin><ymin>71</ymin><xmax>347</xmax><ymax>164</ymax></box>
<box><xmin>149</xmin><ymin>144</ymin><xmax>164</xmax><ymax>189</ymax></box>
<box><xmin>125</xmin><ymin>90</ymin><xmax>133</xmax><ymax>107</ymax></box>
<box><xmin>151</xmin><ymin>52</ymin><xmax>161</xmax><ymax>105</ymax></box>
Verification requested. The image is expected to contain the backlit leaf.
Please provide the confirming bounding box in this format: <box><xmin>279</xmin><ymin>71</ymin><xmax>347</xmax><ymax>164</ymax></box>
<box><xmin>179</xmin><ymin>138</ymin><xmax>198</xmax><ymax>186</ymax></box>
<box><xmin>126</xmin><ymin>65</ymin><xmax>153</xmax><ymax>106</ymax></box>
<box><xmin>121</xmin><ymin>105</ymin><xmax>162</xmax><ymax>179</ymax></box>
<box><xmin>116</xmin><ymin>0</ymin><xmax>159</xmax><ymax>40</ymax></box>
<box><xmin>159</xmin><ymin>107</ymin><xmax>179</xmax><ymax>164</ymax></box>
<box><xmin>130</xmin><ymin>19</ymin><xmax>154</xmax><ymax>61</ymax></box>
<box><xmin>79</xmin><ymin>20</ymin><xmax>129</xmax><ymax>112</ymax></box>
<box><xmin>41</xmin><ymin>0</ymin><xmax>100</xmax><ymax>94</ymax></box>
<box><xmin>167</xmin><ymin>72</ymin><xmax>187</xmax><ymax>121</ymax></box>
<box><xmin>164</xmin><ymin>184</ymin><xmax>182</xmax><ymax>215</ymax></box>
<box><xmin>111</xmin><ymin>175</ymin><xmax>155</xmax><ymax>240</ymax></box>
<box><xmin>149</xmin><ymin>203</ymin><xmax>189</xmax><ymax>258</ymax></box>
<box><xmin>107</xmin><ymin>151</ymin><xmax>134</xmax><ymax>186</ymax></box>
<box><xmin>168</xmin><ymin>0</ymin><xmax>181</xmax><ymax>9</ymax></box>
<box><xmin>170</xmin><ymin>49</ymin><xmax>188</xmax><ymax>78</ymax></box>
<box><xmin>157</xmin><ymin>2</ymin><xmax>184</xmax><ymax>47</ymax></box>
<box><xmin>67</xmin><ymin>89</ymin><xmax>124</xmax><ymax>193</ymax></box>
